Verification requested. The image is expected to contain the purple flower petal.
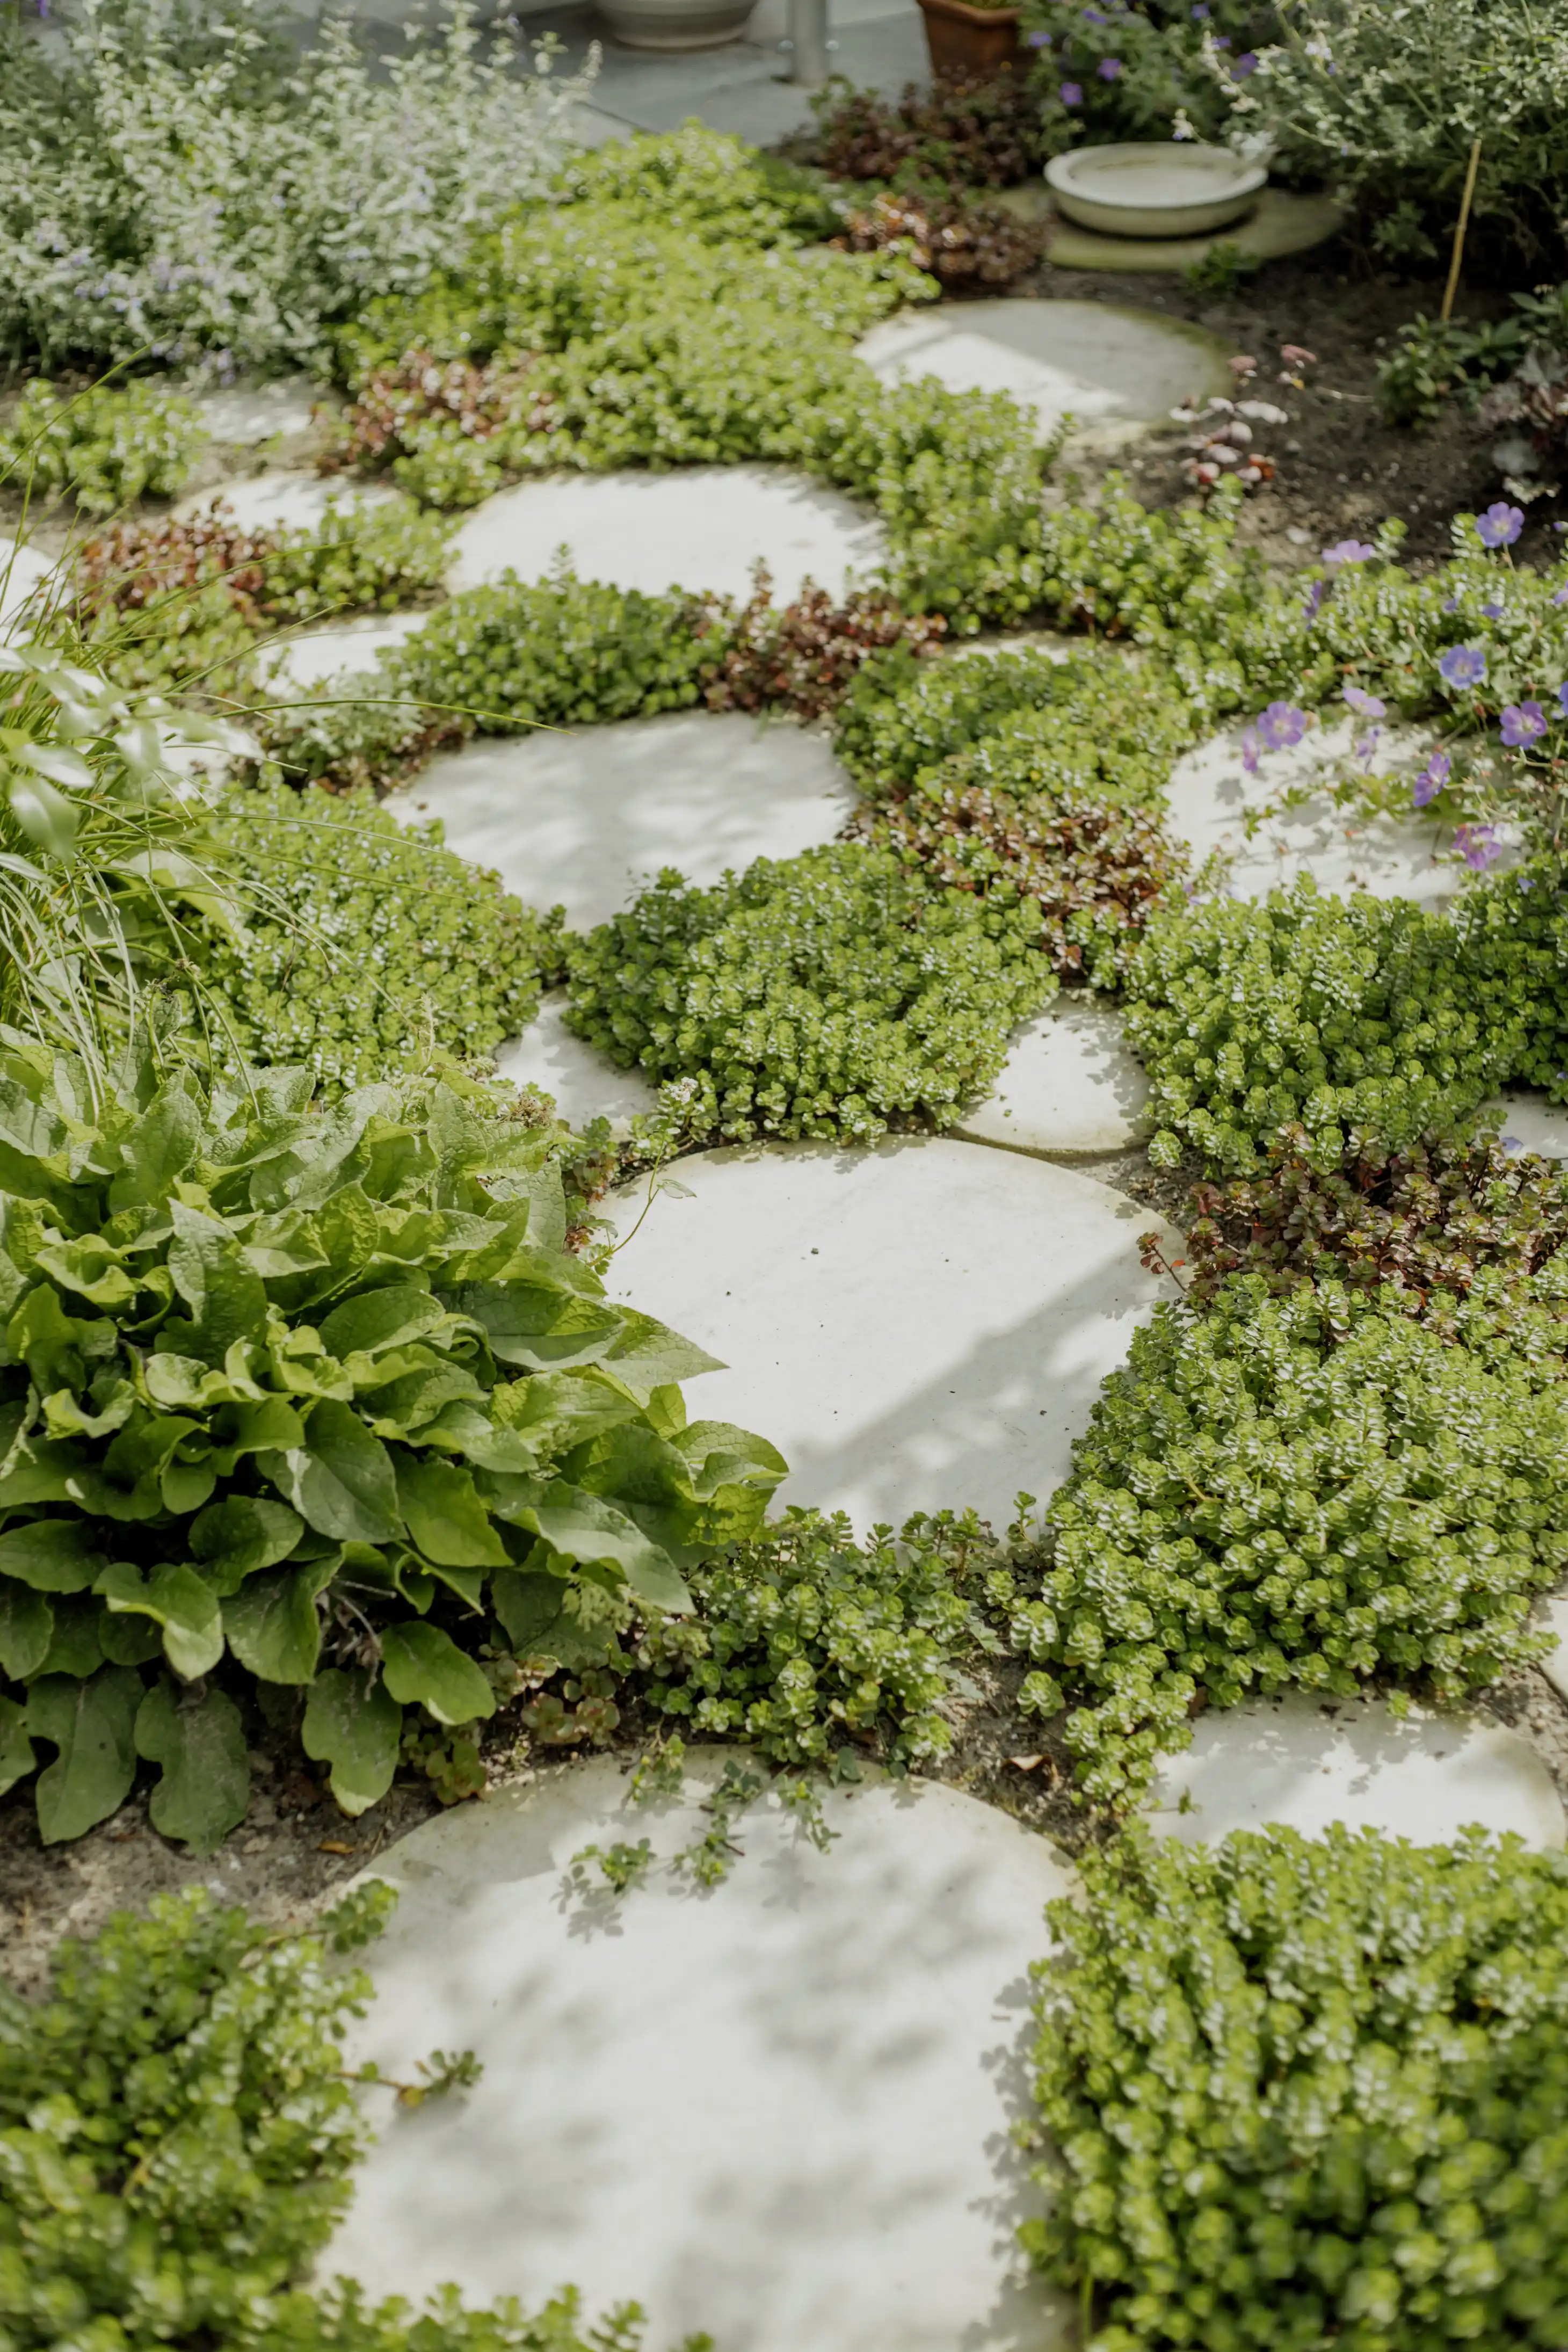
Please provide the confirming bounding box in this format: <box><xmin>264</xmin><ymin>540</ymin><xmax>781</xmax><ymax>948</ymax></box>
<box><xmin>1455</xmin><ymin>823</ymin><xmax>1503</xmax><ymax>870</ymax></box>
<box><xmin>1342</xmin><ymin>685</ymin><xmax>1386</xmax><ymax>718</ymax></box>
<box><xmin>1059</xmin><ymin>79</ymin><xmax>1083</xmax><ymax>103</ymax></box>
<box><xmin>1476</xmin><ymin>501</ymin><xmax>1525</xmax><ymax>549</ymax></box>
<box><xmin>1501</xmin><ymin>699</ymin><xmax>1548</xmax><ymax>747</ymax></box>
<box><xmin>1413</xmin><ymin>748</ymin><xmax>1452</xmax><ymax>808</ymax></box>
<box><xmin>1323</xmin><ymin>539</ymin><xmax>1376</xmax><ymax>567</ymax></box>
<box><xmin>1480</xmin><ymin>602</ymin><xmax>1505</xmax><ymax>620</ymax></box>
<box><xmin>1097</xmin><ymin>55</ymin><xmax>1122</xmax><ymax>77</ymax></box>
<box><xmin>1438</xmin><ymin>644</ymin><xmax>1487</xmax><ymax>689</ymax></box>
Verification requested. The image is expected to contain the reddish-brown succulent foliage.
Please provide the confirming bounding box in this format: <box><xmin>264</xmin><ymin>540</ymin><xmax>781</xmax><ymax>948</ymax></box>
<box><xmin>322</xmin><ymin>345</ymin><xmax>553</xmax><ymax>474</ymax></box>
<box><xmin>699</xmin><ymin>567</ymin><xmax>946</xmax><ymax>721</ymax></box>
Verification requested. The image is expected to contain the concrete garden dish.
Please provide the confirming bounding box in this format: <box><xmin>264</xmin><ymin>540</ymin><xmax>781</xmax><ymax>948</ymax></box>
<box><xmin>1044</xmin><ymin>142</ymin><xmax>1267</xmax><ymax>238</ymax></box>
<box><xmin>595</xmin><ymin>0</ymin><xmax>751</xmax><ymax>48</ymax></box>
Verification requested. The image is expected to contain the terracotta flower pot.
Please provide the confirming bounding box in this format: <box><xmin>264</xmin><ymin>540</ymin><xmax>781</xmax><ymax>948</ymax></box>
<box><xmin>914</xmin><ymin>0</ymin><xmax>1024</xmax><ymax>78</ymax></box>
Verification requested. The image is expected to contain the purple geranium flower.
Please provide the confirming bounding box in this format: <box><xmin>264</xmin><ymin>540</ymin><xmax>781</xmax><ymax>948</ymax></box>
<box><xmin>1302</xmin><ymin>578</ymin><xmax>1327</xmax><ymax>624</ymax></box>
<box><xmin>1439</xmin><ymin>644</ymin><xmax>1487</xmax><ymax>689</ymax></box>
<box><xmin>1059</xmin><ymin>80</ymin><xmax>1083</xmax><ymax>103</ymax></box>
<box><xmin>1413</xmin><ymin>749</ymin><xmax>1451</xmax><ymax>807</ymax></box>
<box><xmin>1342</xmin><ymin>685</ymin><xmax>1386</xmax><ymax>718</ymax></box>
<box><xmin>1477</xmin><ymin>501</ymin><xmax>1525</xmax><ymax>549</ymax></box>
<box><xmin>1232</xmin><ymin>50</ymin><xmax>1257</xmax><ymax>76</ymax></box>
<box><xmin>1355</xmin><ymin>728</ymin><xmax>1382</xmax><ymax>771</ymax></box>
<box><xmin>1559</xmin><ymin>682</ymin><xmax>1568</xmax><ymax>716</ymax></box>
<box><xmin>1257</xmin><ymin>700</ymin><xmax>1309</xmax><ymax>751</ymax></box>
<box><xmin>1240</xmin><ymin>725</ymin><xmax>1261</xmax><ymax>775</ymax></box>
<box><xmin>1501</xmin><ymin>700</ymin><xmax>1548</xmax><ymax>747</ymax></box>
<box><xmin>1323</xmin><ymin>539</ymin><xmax>1376</xmax><ymax>567</ymax></box>
<box><xmin>1098</xmin><ymin>55</ymin><xmax>1122</xmax><ymax>77</ymax></box>
<box><xmin>1554</xmin><ymin>585</ymin><xmax>1568</xmax><ymax>606</ymax></box>
<box><xmin>1191</xmin><ymin>2</ymin><xmax>1208</xmax><ymax>14</ymax></box>
<box><xmin>1455</xmin><ymin>823</ymin><xmax>1504</xmax><ymax>870</ymax></box>
<box><xmin>1027</xmin><ymin>27</ymin><xmax>1051</xmax><ymax>43</ymax></box>
<box><xmin>1442</xmin><ymin>597</ymin><xmax>1460</xmax><ymax>613</ymax></box>
<box><xmin>1480</xmin><ymin>601</ymin><xmax>1505</xmax><ymax>619</ymax></box>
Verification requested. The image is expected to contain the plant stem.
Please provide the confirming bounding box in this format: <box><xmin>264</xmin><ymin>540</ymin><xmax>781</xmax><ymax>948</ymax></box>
<box><xmin>1440</xmin><ymin>139</ymin><xmax>1482</xmax><ymax>323</ymax></box>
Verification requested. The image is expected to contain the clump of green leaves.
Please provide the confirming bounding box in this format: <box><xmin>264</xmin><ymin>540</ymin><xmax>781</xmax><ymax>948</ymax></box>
<box><xmin>1036</xmin><ymin>1276</ymin><xmax>1567</xmax><ymax>1801</ymax></box>
<box><xmin>0</xmin><ymin>1047</ymin><xmax>783</xmax><ymax>1848</ymax></box>
<box><xmin>635</xmin><ymin>1506</ymin><xmax>991</xmax><ymax>1768</ymax></box>
<box><xmin>188</xmin><ymin>780</ymin><xmax>561</xmax><ymax>1094</ymax></box>
<box><xmin>0</xmin><ymin>379</ymin><xmax>208</xmax><ymax>512</ymax></box>
<box><xmin>1028</xmin><ymin>1824</ymin><xmax>1568</xmax><ymax>2352</ymax></box>
<box><xmin>563</xmin><ymin>842</ymin><xmax>1056</xmax><ymax>1145</ymax></box>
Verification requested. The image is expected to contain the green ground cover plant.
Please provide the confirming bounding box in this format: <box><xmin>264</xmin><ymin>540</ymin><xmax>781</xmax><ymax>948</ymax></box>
<box><xmin>1028</xmin><ymin>1274</ymin><xmax>1568</xmax><ymax>1801</ymax></box>
<box><xmin>1</xmin><ymin>1879</ymin><xmax>695</xmax><ymax>2352</ymax></box>
<box><xmin>0</xmin><ymin>379</ymin><xmax>208</xmax><ymax>513</ymax></box>
<box><xmin>190</xmin><ymin>782</ymin><xmax>563</xmax><ymax>1094</ymax></box>
<box><xmin>1028</xmin><ymin>1825</ymin><xmax>1568</xmax><ymax>2351</ymax></box>
<box><xmin>0</xmin><ymin>1045</ymin><xmax>783</xmax><ymax>1849</ymax></box>
<box><xmin>561</xmin><ymin>842</ymin><xmax>1055</xmax><ymax>1146</ymax></box>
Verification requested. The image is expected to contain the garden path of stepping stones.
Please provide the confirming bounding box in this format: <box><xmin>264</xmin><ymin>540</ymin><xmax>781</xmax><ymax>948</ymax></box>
<box><xmin>603</xmin><ymin>1139</ymin><xmax>1182</xmax><ymax>1534</ymax></box>
<box><xmin>328</xmin><ymin>1755</ymin><xmax>1078</xmax><ymax>2352</ymax></box>
<box><xmin>855</xmin><ymin>297</ymin><xmax>1232</xmax><ymax>451</ymax></box>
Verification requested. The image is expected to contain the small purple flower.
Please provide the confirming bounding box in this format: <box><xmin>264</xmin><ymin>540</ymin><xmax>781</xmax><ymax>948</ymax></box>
<box><xmin>1212</xmin><ymin>31</ymin><xmax>1230</xmax><ymax>47</ymax></box>
<box><xmin>1504</xmin><ymin>1134</ymin><xmax>1525</xmax><ymax>1155</ymax></box>
<box><xmin>1240</xmin><ymin>725</ymin><xmax>1261</xmax><ymax>775</ymax></box>
<box><xmin>1355</xmin><ymin>728</ymin><xmax>1382</xmax><ymax>771</ymax></box>
<box><xmin>1323</xmin><ymin>539</ymin><xmax>1376</xmax><ymax>567</ymax></box>
<box><xmin>1439</xmin><ymin>644</ymin><xmax>1487</xmax><ymax>689</ymax></box>
<box><xmin>1554</xmin><ymin>585</ymin><xmax>1568</xmax><ymax>606</ymax></box>
<box><xmin>1191</xmin><ymin>2</ymin><xmax>1208</xmax><ymax>14</ymax></box>
<box><xmin>1558</xmin><ymin>682</ymin><xmax>1568</xmax><ymax>717</ymax></box>
<box><xmin>1059</xmin><ymin>79</ymin><xmax>1083</xmax><ymax>103</ymax></box>
<box><xmin>1455</xmin><ymin>823</ymin><xmax>1504</xmax><ymax>870</ymax></box>
<box><xmin>1342</xmin><ymin>685</ymin><xmax>1386</xmax><ymax>718</ymax></box>
<box><xmin>1413</xmin><ymin>749</ymin><xmax>1451</xmax><ymax>807</ymax></box>
<box><xmin>1480</xmin><ymin>602</ymin><xmax>1505</xmax><ymax>620</ymax></box>
<box><xmin>1302</xmin><ymin>578</ymin><xmax>1327</xmax><ymax>624</ymax></box>
<box><xmin>1477</xmin><ymin>502</ymin><xmax>1525</xmax><ymax>549</ymax></box>
<box><xmin>1097</xmin><ymin>55</ymin><xmax>1122</xmax><ymax>77</ymax></box>
<box><xmin>1257</xmin><ymin>700</ymin><xmax>1309</xmax><ymax>751</ymax></box>
<box><xmin>1027</xmin><ymin>27</ymin><xmax>1051</xmax><ymax>43</ymax></box>
<box><xmin>1442</xmin><ymin>597</ymin><xmax>1460</xmax><ymax>613</ymax></box>
<box><xmin>1232</xmin><ymin>50</ymin><xmax>1257</xmax><ymax>76</ymax></box>
<box><xmin>1501</xmin><ymin>700</ymin><xmax>1548</xmax><ymax>747</ymax></box>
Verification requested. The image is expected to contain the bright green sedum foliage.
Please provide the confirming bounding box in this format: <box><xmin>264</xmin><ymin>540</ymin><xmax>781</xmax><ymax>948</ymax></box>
<box><xmin>0</xmin><ymin>1047</ymin><xmax>783</xmax><ymax>1848</ymax></box>
<box><xmin>0</xmin><ymin>380</ymin><xmax>208</xmax><ymax>514</ymax></box>
<box><xmin>563</xmin><ymin>842</ymin><xmax>1056</xmax><ymax>1145</ymax></box>
<box><xmin>1033</xmin><ymin>1275</ymin><xmax>1568</xmax><ymax>1802</ymax></box>
<box><xmin>190</xmin><ymin>782</ymin><xmax>561</xmax><ymax>1094</ymax></box>
<box><xmin>1028</xmin><ymin>1824</ymin><xmax>1568</xmax><ymax>2352</ymax></box>
<box><xmin>0</xmin><ymin>1881</ymin><xmax>698</xmax><ymax>2352</ymax></box>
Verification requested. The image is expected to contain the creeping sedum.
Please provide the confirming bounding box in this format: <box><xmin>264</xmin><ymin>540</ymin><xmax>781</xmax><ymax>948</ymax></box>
<box><xmin>1036</xmin><ymin>1276</ymin><xmax>1568</xmax><ymax>1801</ymax></box>
<box><xmin>0</xmin><ymin>380</ymin><xmax>208</xmax><ymax>514</ymax></box>
<box><xmin>1029</xmin><ymin>1825</ymin><xmax>1568</xmax><ymax>2352</ymax></box>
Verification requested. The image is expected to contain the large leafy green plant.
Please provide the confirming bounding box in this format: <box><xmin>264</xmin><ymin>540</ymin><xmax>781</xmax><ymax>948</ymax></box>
<box><xmin>0</xmin><ymin>1049</ymin><xmax>783</xmax><ymax>1849</ymax></box>
<box><xmin>1029</xmin><ymin>1824</ymin><xmax>1568</xmax><ymax>2352</ymax></box>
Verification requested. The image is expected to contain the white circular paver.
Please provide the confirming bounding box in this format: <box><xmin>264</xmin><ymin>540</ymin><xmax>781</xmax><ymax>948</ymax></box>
<box><xmin>448</xmin><ymin>465</ymin><xmax>886</xmax><ymax>604</ymax></box>
<box><xmin>493</xmin><ymin>994</ymin><xmax>658</xmax><ymax>1134</ymax></box>
<box><xmin>856</xmin><ymin>299</ymin><xmax>1231</xmax><ymax>451</ymax></box>
<box><xmin>258</xmin><ymin>609</ymin><xmax>432</xmax><ymax>690</ymax></box>
<box><xmin>956</xmin><ymin>996</ymin><xmax>1150</xmax><ymax>1159</ymax></box>
<box><xmin>329</xmin><ymin>1753</ymin><xmax>1076</xmax><ymax>2352</ymax></box>
<box><xmin>1165</xmin><ymin>715</ymin><xmax>1487</xmax><ymax>905</ymax></box>
<box><xmin>173</xmin><ymin>469</ymin><xmax>402</xmax><ymax>534</ymax></box>
<box><xmin>1145</xmin><ymin>1692</ymin><xmax>1565</xmax><ymax>1849</ymax></box>
<box><xmin>190</xmin><ymin>375</ymin><xmax>324</xmax><ymax>446</ymax></box>
<box><xmin>388</xmin><ymin>710</ymin><xmax>856</xmax><ymax>933</ymax></box>
<box><xmin>1538</xmin><ymin>1592</ymin><xmax>1568</xmax><ymax>1707</ymax></box>
<box><xmin>604</xmin><ymin>1139</ymin><xmax>1181</xmax><ymax>1533</ymax></box>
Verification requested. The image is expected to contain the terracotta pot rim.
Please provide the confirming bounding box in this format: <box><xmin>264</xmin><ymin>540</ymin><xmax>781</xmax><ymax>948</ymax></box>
<box><xmin>914</xmin><ymin>0</ymin><xmax>1022</xmax><ymax>21</ymax></box>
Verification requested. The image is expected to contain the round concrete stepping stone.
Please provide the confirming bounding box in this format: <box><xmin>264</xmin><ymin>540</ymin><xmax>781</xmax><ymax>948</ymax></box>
<box><xmin>447</xmin><ymin>466</ymin><xmax>885</xmax><ymax>604</ymax></box>
<box><xmin>1483</xmin><ymin>1091</ymin><xmax>1568</xmax><ymax>1159</ymax></box>
<box><xmin>1146</xmin><ymin>1692</ymin><xmax>1565</xmax><ymax>1850</ymax></box>
<box><xmin>258</xmin><ymin>608</ymin><xmax>432</xmax><ymax>689</ymax></box>
<box><xmin>173</xmin><ymin>470</ymin><xmax>401</xmax><ymax>534</ymax></box>
<box><xmin>1540</xmin><ymin>1592</ymin><xmax>1568</xmax><ymax>1707</ymax></box>
<box><xmin>1165</xmin><ymin>714</ymin><xmax>1480</xmax><ymax>905</ymax></box>
<box><xmin>956</xmin><ymin>996</ymin><xmax>1150</xmax><ymax>1159</ymax></box>
<box><xmin>388</xmin><ymin>710</ymin><xmax>855</xmax><ymax>932</ymax></box>
<box><xmin>604</xmin><ymin>1139</ymin><xmax>1182</xmax><ymax>1533</ymax></box>
<box><xmin>191</xmin><ymin>375</ymin><xmax>323</xmax><ymax>446</ymax></box>
<box><xmin>855</xmin><ymin>297</ymin><xmax>1231</xmax><ymax>451</ymax></box>
<box><xmin>1025</xmin><ymin>187</ymin><xmax>1346</xmax><ymax>275</ymax></box>
<box><xmin>493</xmin><ymin>993</ymin><xmax>658</xmax><ymax>1134</ymax></box>
<box><xmin>328</xmin><ymin>1751</ymin><xmax>1076</xmax><ymax>2352</ymax></box>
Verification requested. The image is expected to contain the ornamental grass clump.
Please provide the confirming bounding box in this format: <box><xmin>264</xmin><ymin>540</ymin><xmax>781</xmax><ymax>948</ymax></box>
<box><xmin>1036</xmin><ymin>1276</ymin><xmax>1568</xmax><ymax>1801</ymax></box>
<box><xmin>1029</xmin><ymin>1824</ymin><xmax>1568</xmax><ymax>2352</ymax></box>
<box><xmin>562</xmin><ymin>842</ymin><xmax>1056</xmax><ymax>1145</ymax></box>
<box><xmin>0</xmin><ymin>1048</ymin><xmax>783</xmax><ymax>1849</ymax></box>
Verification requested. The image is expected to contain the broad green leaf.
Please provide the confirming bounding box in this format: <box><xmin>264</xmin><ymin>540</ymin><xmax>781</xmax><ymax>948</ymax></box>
<box><xmin>160</xmin><ymin>1453</ymin><xmax>217</xmax><ymax>1515</ymax></box>
<box><xmin>107</xmin><ymin>1087</ymin><xmax>201</xmax><ymax>1214</ymax></box>
<box><xmin>135</xmin><ymin>1678</ymin><xmax>250</xmax><ymax>1853</ymax></box>
<box><xmin>445</xmin><ymin>1280</ymin><xmax>625</xmax><ymax>1372</ymax></box>
<box><xmin>493</xmin><ymin>1369</ymin><xmax>641</xmax><ymax>1455</ymax></box>
<box><xmin>8</xmin><ymin>771</ymin><xmax>79</xmax><ymax>861</ymax></box>
<box><xmin>380</xmin><ymin>1621</ymin><xmax>496</xmax><ymax>1727</ymax></box>
<box><xmin>396</xmin><ymin>1456</ymin><xmax>508</xmax><ymax>1567</ymax></box>
<box><xmin>166</xmin><ymin>1202</ymin><xmax>269</xmax><ymax>1364</ymax></box>
<box><xmin>0</xmin><ymin>1694</ymin><xmax>34</xmax><ymax>1797</ymax></box>
<box><xmin>224</xmin><ymin>1558</ymin><xmax>335</xmax><ymax>1683</ymax></box>
<box><xmin>9</xmin><ymin>1283</ymin><xmax>110</xmax><ymax>1397</ymax></box>
<box><xmin>37</xmin><ymin>1594</ymin><xmax>105</xmax><ymax>1678</ymax></box>
<box><xmin>263</xmin><ymin>1399</ymin><xmax>400</xmax><ymax>1542</ymax></box>
<box><xmin>98</xmin><ymin>1610</ymin><xmax>164</xmax><ymax>1667</ymax></box>
<box><xmin>209</xmin><ymin>1395</ymin><xmax>307</xmax><ymax>1469</ymax></box>
<box><xmin>41</xmin><ymin>1377</ymin><xmax>136</xmax><ymax>1441</ymax></box>
<box><xmin>26</xmin><ymin>1666</ymin><xmax>141</xmax><ymax>1842</ymax></box>
<box><xmin>601</xmin><ymin>1309</ymin><xmax>724</xmax><ymax>1401</ymax></box>
<box><xmin>190</xmin><ymin>1495</ymin><xmax>304</xmax><ymax>1594</ymax></box>
<box><xmin>483</xmin><ymin>1476</ymin><xmax>691</xmax><ymax>1610</ymax></box>
<box><xmin>490</xmin><ymin>1566</ymin><xmax>568</xmax><ymax>1652</ymax></box>
<box><xmin>0</xmin><ymin>1579</ymin><xmax>52</xmax><ymax>1679</ymax></box>
<box><xmin>0</xmin><ymin>1519</ymin><xmax>101</xmax><ymax>1592</ymax></box>
<box><xmin>34</xmin><ymin>1235</ymin><xmax>140</xmax><ymax>1308</ymax></box>
<box><xmin>318</xmin><ymin>1286</ymin><xmax>446</xmax><ymax>1361</ymax></box>
<box><xmin>302</xmin><ymin>1666</ymin><xmax>401</xmax><ymax>1817</ymax></box>
<box><xmin>97</xmin><ymin>1561</ymin><xmax>224</xmax><ymax>1681</ymax></box>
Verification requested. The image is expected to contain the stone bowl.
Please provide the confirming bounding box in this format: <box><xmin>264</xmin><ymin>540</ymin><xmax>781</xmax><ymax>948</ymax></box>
<box><xmin>1044</xmin><ymin>142</ymin><xmax>1267</xmax><ymax>238</ymax></box>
